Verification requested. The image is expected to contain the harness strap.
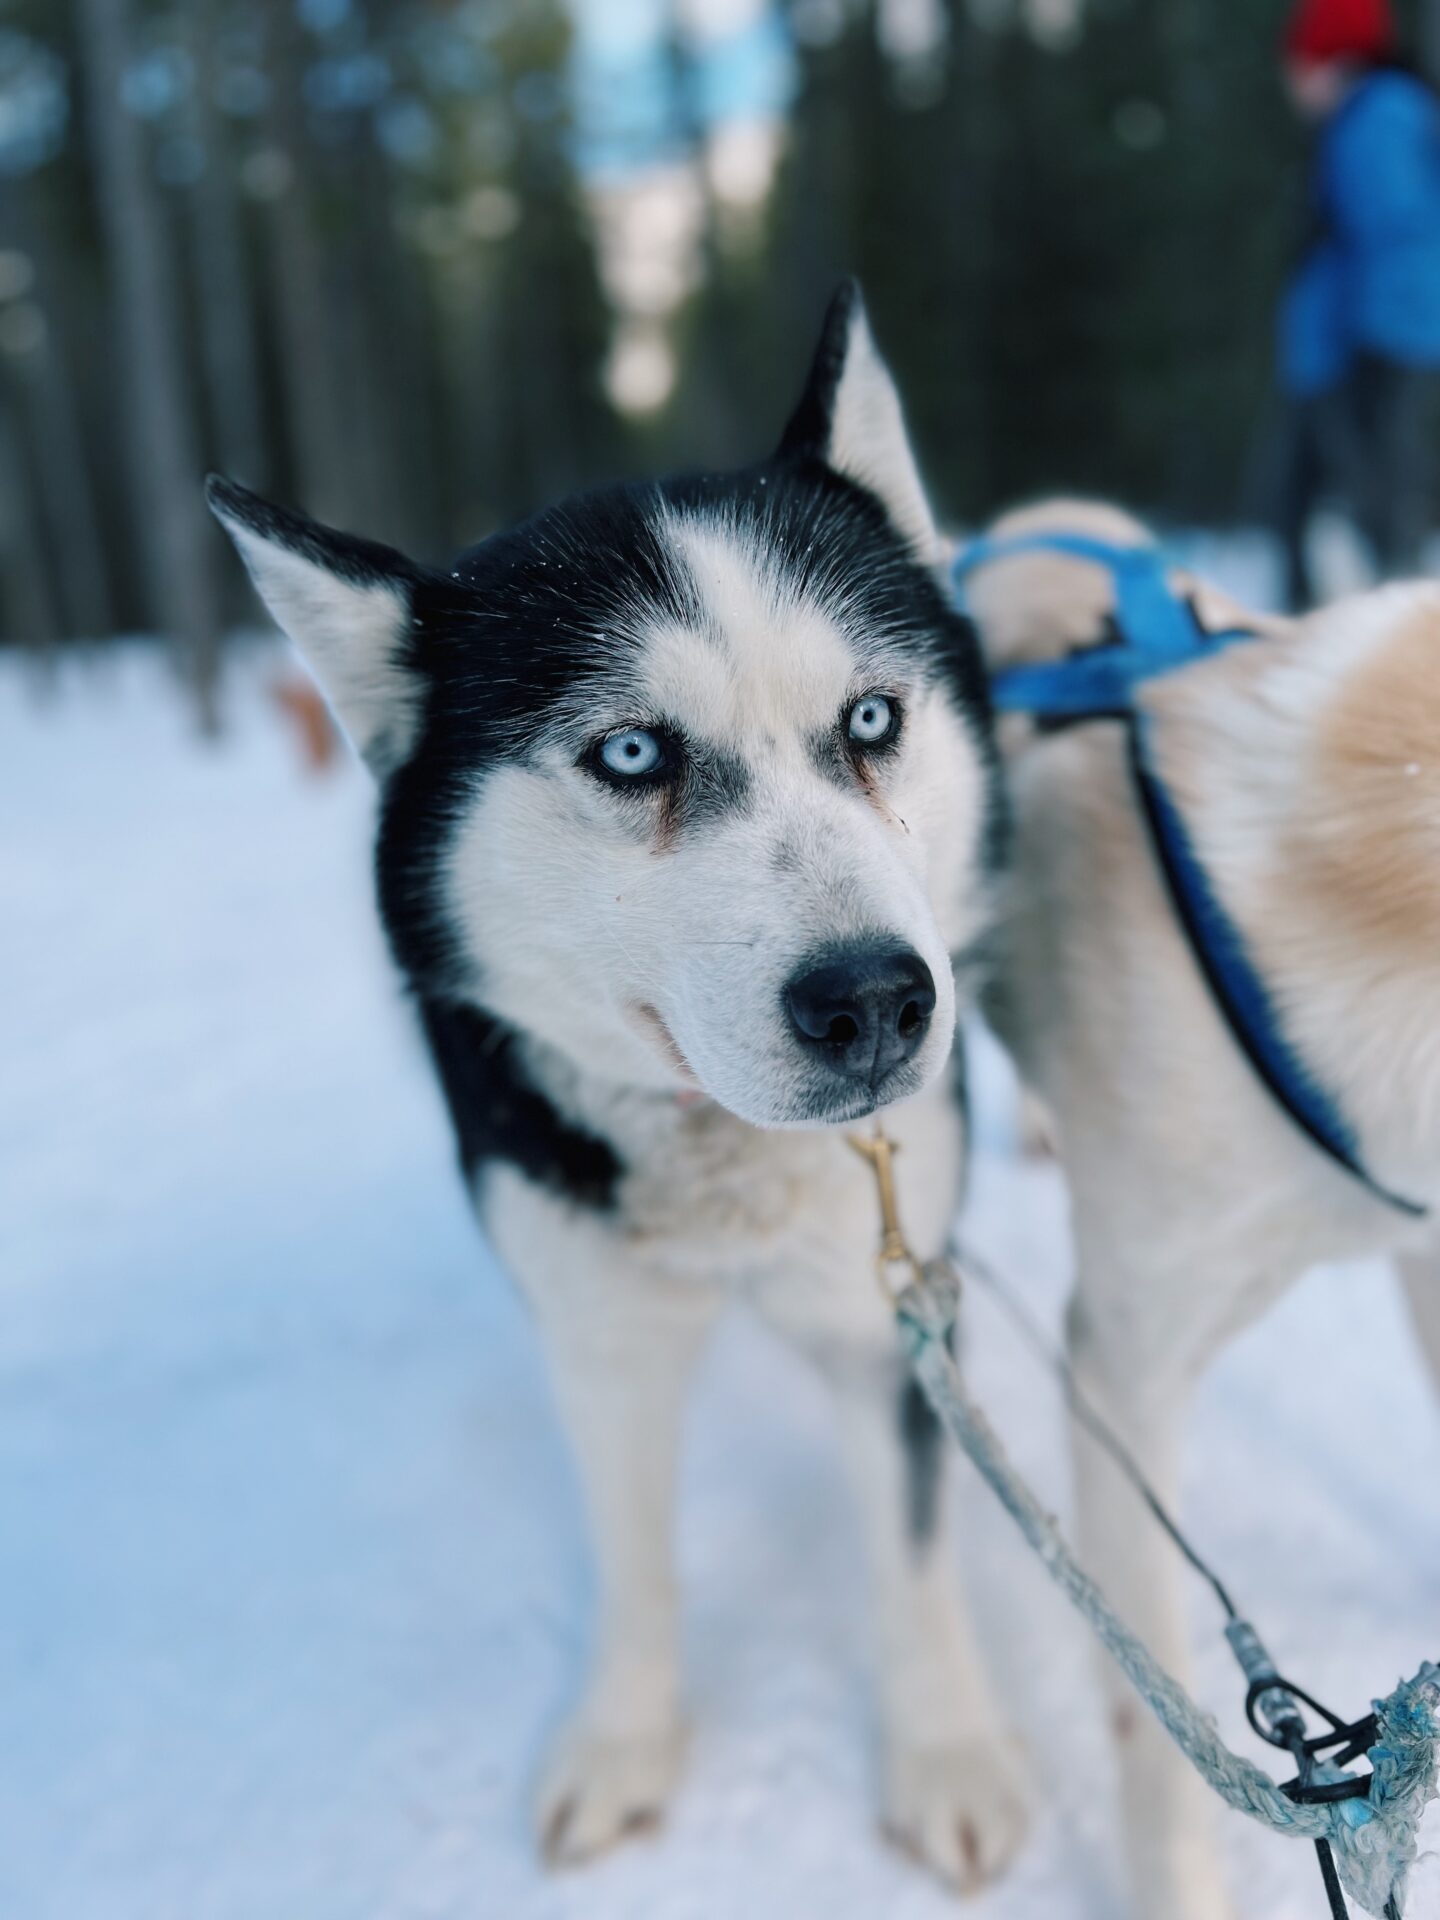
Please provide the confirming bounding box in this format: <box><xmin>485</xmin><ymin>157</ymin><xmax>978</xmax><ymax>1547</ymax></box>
<box><xmin>954</xmin><ymin>531</ymin><xmax>1428</xmax><ymax>1220</ymax></box>
<box><xmin>1128</xmin><ymin>718</ymin><xmax>1428</xmax><ymax>1218</ymax></box>
<box><xmin>955</xmin><ymin>532</ymin><xmax>1253</xmax><ymax>716</ymax></box>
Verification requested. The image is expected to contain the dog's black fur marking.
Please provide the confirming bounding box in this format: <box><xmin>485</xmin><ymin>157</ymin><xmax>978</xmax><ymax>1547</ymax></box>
<box><xmin>419</xmin><ymin>998</ymin><xmax>623</xmax><ymax>1209</ymax></box>
<box><xmin>680</xmin><ymin>741</ymin><xmax>754</xmax><ymax>825</ymax></box>
<box><xmin>901</xmin><ymin>1374</ymin><xmax>945</xmax><ymax>1545</ymax></box>
<box><xmin>205</xmin><ymin>474</ymin><xmax>422</xmax><ymax>596</ymax></box>
<box><xmin>777</xmin><ymin>277</ymin><xmax>861</xmax><ymax>461</ymax></box>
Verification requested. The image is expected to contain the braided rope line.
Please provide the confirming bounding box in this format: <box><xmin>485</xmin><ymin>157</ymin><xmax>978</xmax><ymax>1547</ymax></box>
<box><xmin>896</xmin><ymin>1265</ymin><xmax>1440</xmax><ymax>1918</ymax></box>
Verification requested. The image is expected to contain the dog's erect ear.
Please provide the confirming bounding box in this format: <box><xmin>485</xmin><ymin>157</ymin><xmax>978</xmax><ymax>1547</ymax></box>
<box><xmin>778</xmin><ymin>279</ymin><xmax>938</xmax><ymax>561</ymax></box>
<box><xmin>207</xmin><ymin>475</ymin><xmax>422</xmax><ymax>776</ymax></box>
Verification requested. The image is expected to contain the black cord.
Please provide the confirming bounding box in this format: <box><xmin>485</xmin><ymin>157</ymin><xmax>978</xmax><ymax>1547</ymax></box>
<box><xmin>1315</xmin><ymin>1840</ymin><xmax>1352</xmax><ymax>1920</ymax></box>
<box><xmin>1286</xmin><ymin>1726</ymin><xmax>1353</xmax><ymax>1920</ymax></box>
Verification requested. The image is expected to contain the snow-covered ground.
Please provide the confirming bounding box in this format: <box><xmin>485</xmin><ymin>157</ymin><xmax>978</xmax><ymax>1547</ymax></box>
<box><xmin>2</xmin><ymin>635</ymin><xmax>1437</xmax><ymax>1920</ymax></box>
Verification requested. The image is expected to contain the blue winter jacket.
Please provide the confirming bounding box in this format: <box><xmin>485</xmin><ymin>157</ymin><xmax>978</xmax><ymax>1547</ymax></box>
<box><xmin>1279</xmin><ymin>69</ymin><xmax>1440</xmax><ymax>395</ymax></box>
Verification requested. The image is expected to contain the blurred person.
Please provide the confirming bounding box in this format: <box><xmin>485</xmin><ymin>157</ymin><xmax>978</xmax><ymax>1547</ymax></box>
<box><xmin>1274</xmin><ymin>0</ymin><xmax>1440</xmax><ymax>607</ymax></box>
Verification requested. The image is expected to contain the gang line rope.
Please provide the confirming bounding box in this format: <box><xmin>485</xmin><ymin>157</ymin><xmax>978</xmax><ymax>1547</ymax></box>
<box><xmin>848</xmin><ymin>1125</ymin><xmax>1439</xmax><ymax>1920</ymax></box>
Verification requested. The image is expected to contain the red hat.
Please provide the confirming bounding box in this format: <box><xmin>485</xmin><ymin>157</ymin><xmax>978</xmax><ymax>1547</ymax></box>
<box><xmin>1284</xmin><ymin>0</ymin><xmax>1396</xmax><ymax>64</ymax></box>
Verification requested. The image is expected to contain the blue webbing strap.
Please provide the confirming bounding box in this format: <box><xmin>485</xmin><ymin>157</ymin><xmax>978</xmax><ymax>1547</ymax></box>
<box><xmin>953</xmin><ymin>532</ymin><xmax>1428</xmax><ymax>1220</ymax></box>
<box><xmin>954</xmin><ymin>531</ymin><xmax>1253</xmax><ymax>716</ymax></box>
<box><xmin>1128</xmin><ymin>717</ymin><xmax>1428</xmax><ymax>1219</ymax></box>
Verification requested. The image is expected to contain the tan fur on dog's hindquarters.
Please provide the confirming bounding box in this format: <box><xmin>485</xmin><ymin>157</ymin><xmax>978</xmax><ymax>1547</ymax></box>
<box><xmin>969</xmin><ymin>503</ymin><xmax>1440</xmax><ymax>1920</ymax></box>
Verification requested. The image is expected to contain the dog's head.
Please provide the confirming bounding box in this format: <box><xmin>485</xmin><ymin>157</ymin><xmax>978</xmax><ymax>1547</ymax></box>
<box><xmin>210</xmin><ymin>283</ymin><xmax>1000</xmax><ymax>1129</ymax></box>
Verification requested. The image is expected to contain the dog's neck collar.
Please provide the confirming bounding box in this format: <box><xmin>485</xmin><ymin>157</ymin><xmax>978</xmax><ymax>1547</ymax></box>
<box><xmin>953</xmin><ymin>531</ymin><xmax>1428</xmax><ymax>1220</ymax></box>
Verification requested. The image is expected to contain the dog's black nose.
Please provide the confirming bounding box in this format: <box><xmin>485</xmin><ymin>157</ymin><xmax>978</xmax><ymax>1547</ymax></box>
<box><xmin>784</xmin><ymin>944</ymin><xmax>936</xmax><ymax>1087</ymax></box>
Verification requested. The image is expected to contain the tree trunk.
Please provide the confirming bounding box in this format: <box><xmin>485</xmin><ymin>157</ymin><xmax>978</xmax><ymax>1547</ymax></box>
<box><xmin>1421</xmin><ymin>0</ymin><xmax>1440</xmax><ymax>85</ymax></box>
<box><xmin>0</xmin><ymin>378</ymin><xmax>63</xmax><ymax>649</ymax></box>
<box><xmin>1</xmin><ymin>179</ymin><xmax>114</xmax><ymax>639</ymax></box>
<box><xmin>77</xmin><ymin>0</ymin><xmax>222</xmax><ymax>730</ymax></box>
<box><xmin>258</xmin><ymin>0</ymin><xmax>355</xmax><ymax>528</ymax></box>
<box><xmin>184</xmin><ymin>0</ymin><xmax>269</xmax><ymax>491</ymax></box>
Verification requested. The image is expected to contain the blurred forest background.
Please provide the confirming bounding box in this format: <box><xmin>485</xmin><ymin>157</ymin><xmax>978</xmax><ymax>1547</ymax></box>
<box><xmin>3</xmin><ymin>0</ymin><xmax>1437</xmax><ymax>722</ymax></box>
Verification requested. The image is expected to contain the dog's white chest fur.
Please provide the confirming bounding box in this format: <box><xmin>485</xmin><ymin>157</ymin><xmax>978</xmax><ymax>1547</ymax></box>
<box><xmin>481</xmin><ymin>1044</ymin><xmax>965</xmax><ymax>1346</ymax></box>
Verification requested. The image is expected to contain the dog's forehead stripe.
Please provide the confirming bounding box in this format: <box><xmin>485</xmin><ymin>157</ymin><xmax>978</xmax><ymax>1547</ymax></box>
<box><xmin>647</xmin><ymin>511</ymin><xmax>883</xmax><ymax>739</ymax></box>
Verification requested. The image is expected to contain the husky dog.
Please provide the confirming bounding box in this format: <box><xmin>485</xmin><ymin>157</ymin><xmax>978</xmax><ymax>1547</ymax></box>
<box><xmin>208</xmin><ymin>285</ymin><xmax>1029</xmax><ymax>1888</ymax></box>
<box><xmin>964</xmin><ymin>499</ymin><xmax>1440</xmax><ymax>1920</ymax></box>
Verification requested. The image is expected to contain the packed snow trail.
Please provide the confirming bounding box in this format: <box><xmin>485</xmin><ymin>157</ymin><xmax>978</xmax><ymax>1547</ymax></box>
<box><xmin>2</xmin><ymin>639</ymin><xmax>1437</xmax><ymax>1920</ymax></box>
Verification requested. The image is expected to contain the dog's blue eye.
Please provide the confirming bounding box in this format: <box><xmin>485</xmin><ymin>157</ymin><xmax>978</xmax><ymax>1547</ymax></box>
<box><xmin>599</xmin><ymin>728</ymin><xmax>663</xmax><ymax>777</ymax></box>
<box><xmin>848</xmin><ymin>694</ymin><xmax>895</xmax><ymax>746</ymax></box>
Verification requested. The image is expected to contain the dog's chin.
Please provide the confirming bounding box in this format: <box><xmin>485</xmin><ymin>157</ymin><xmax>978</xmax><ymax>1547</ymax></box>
<box><xmin>708</xmin><ymin>1058</ymin><xmax>938</xmax><ymax>1133</ymax></box>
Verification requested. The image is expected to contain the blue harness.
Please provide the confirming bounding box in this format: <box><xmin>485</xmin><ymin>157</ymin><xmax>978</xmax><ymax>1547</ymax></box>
<box><xmin>953</xmin><ymin>532</ymin><xmax>1426</xmax><ymax>1220</ymax></box>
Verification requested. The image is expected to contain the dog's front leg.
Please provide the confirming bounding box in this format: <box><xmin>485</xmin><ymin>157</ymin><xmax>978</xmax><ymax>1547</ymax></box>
<box><xmin>825</xmin><ymin>1354</ymin><xmax>1031</xmax><ymax>1892</ymax></box>
<box><xmin>1068</xmin><ymin>1286</ymin><xmax>1237</xmax><ymax>1920</ymax></box>
<box><xmin>499</xmin><ymin>1187</ymin><xmax>721</xmax><ymax>1865</ymax></box>
<box><xmin>1395</xmin><ymin>1237</ymin><xmax>1440</xmax><ymax>1399</ymax></box>
<box><xmin>532</xmin><ymin>1277</ymin><xmax>718</xmax><ymax>1863</ymax></box>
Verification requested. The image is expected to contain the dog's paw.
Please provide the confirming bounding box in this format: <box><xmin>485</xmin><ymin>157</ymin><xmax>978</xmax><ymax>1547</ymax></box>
<box><xmin>535</xmin><ymin>1717</ymin><xmax>686</xmax><ymax>1867</ymax></box>
<box><xmin>881</xmin><ymin>1734</ymin><xmax>1031</xmax><ymax>1894</ymax></box>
